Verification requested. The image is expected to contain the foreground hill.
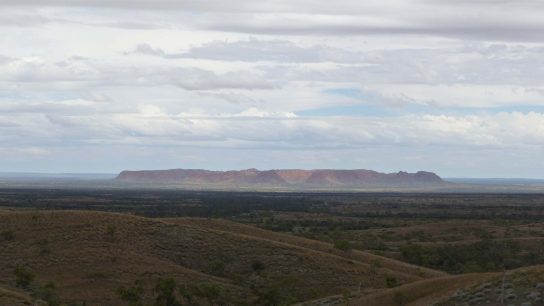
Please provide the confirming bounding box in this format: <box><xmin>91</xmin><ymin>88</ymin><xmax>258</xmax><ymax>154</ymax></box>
<box><xmin>116</xmin><ymin>168</ymin><xmax>445</xmax><ymax>189</ymax></box>
<box><xmin>0</xmin><ymin>285</ymin><xmax>32</xmax><ymax>306</ymax></box>
<box><xmin>0</xmin><ymin>210</ymin><xmax>443</xmax><ymax>306</ymax></box>
<box><xmin>344</xmin><ymin>265</ymin><xmax>544</xmax><ymax>306</ymax></box>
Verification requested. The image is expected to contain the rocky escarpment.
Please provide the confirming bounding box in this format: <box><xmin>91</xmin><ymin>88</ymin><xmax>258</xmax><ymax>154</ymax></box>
<box><xmin>116</xmin><ymin>168</ymin><xmax>446</xmax><ymax>188</ymax></box>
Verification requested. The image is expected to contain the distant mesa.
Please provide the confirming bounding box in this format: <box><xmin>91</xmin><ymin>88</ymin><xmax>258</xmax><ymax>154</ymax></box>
<box><xmin>116</xmin><ymin>168</ymin><xmax>446</xmax><ymax>188</ymax></box>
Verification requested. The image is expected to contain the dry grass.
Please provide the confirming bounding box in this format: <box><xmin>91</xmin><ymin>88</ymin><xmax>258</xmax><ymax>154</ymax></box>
<box><xmin>0</xmin><ymin>285</ymin><xmax>32</xmax><ymax>306</ymax></box>
<box><xmin>350</xmin><ymin>273</ymin><xmax>499</xmax><ymax>306</ymax></box>
<box><xmin>164</xmin><ymin>217</ymin><xmax>446</xmax><ymax>280</ymax></box>
<box><xmin>0</xmin><ymin>210</ymin><xmax>445</xmax><ymax>305</ymax></box>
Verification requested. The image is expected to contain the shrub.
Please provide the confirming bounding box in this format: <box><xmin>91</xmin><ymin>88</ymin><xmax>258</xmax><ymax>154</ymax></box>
<box><xmin>253</xmin><ymin>286</ymin><xmax>282</xmax><ymax>306</ymax></box>
<box><xmin>251</xmin><ymin>260</ymin><xmax>266</xmax><ymax>272</ymax></box>
<box><xmin>154</xmin><ymin>278</ymin><xmax>180</xmax><ymax>306</ymax></box>
<box><xmin>386</xmin><ymin>276</ymin><xmax>398</xmax><ymax>288</ymax></box>
<box><xmin>1</xmin><ymin>230</ymin><xmax>15</xmax><ymax>241</ymax></box>
<box><xmin>38</xmin><ymin>239</ymin><xmax>51</xmax><ymax>256</ymax></box>
<box><xmin>117</xmin><ymin>280</ymin><xmax>144</xmax><ymax>306</ymax></box>
<box><xmin>189</xmin><ymin>283</ymin><xmax>221</xmax><ymax>304</ymax></box>
<box><xmin>208</xmin><ymin>260</ymin><xmax>226</xmax><ymax>276</ymax></box>
<box><xmin>14</xmin><ymin>266</ymin><xmax>35</xmax><ymax>289</ymax></box>
<box><xmin>107</xmin><ymin>225</ymin><xmax>116</xmax><ymax>240</ymax></box>
<box><xmin>34</xmin><ymin>282</ymin><xmax>61</xmax><ymax>306</ymax></box>
<box><xmin>334</xmin><ymin>239</ymin><xmax>351</xmax><ymax>251</ymax></box>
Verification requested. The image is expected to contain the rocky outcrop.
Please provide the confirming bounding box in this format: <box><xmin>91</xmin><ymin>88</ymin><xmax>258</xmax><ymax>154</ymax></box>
<box><xmin>116</xmin><ymin>168</ymin><xmax>446</xmax><ymax>188</ymax></box>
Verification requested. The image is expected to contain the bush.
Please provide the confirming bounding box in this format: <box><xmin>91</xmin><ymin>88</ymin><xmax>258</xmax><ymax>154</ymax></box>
<box><xmin>1</xmin><ymin>230</ymin><xmax>15</xmax><ymax>241</ymax></box>
<box><xmin>208</xmin><ymin>260</ymin><xmax>226</xmax><ymax>276</ymax></box>
<box><xmin>154</xmin><ymin>278</ymin><xmax>180</xmax><ymax>306</ymax></box>
<box><xmin>117</xmin><ymin>280</ymin><xmax>144</xmax><ymax>306</ymax></box>
<box><xmin>386</xmin><ymin>276</ymin><xmax>398</xmax><ymax>288</ymax></box>
<box><xmin>107</xmin><ymin>225</ymin><xmax>116</xmax><ymax>240</ymax></box>
<box><xmin>188</xmin><ymin>283</ymin><xmax>221</xmax><ymax>304</ymax></box>
<box><xmin>253</xmin><ymin>286</ymin><xmax>282</xmax><ymax>306</ymax></box>
<box><xmin>334</xmin><ymin>239</ymin><xmax>351</xmax><ymax>251</ymax></box>
<box><xmin>251</xmin><ymin>260</ymin><xmax>266</xmax><ymax>272</ymax></box>
<box><xmin>34</xmin><ymin>282</ymin><xmax>61</xmax><ymax>306</ymax></box>
<box><xmin>14</xmin><ymin>266</ymin><xmax>35</xmax><ymax>289</ymax></box>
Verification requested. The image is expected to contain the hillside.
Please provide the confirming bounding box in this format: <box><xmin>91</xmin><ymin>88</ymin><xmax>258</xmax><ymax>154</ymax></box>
<box><xmin>116</xmin><ymin>168</ymin><xmax>446</xmax><ymax>189</ymax></box>
<box><xmin>341</xmin><ymin>265</ymin><xmax>544</xmax><ymax>306</ymax></box>
<box><xmin>0</xmin><ymin>210</ymin><xmax>444</xmax><ymax>306</ymax></box>
<box><xmin>0</xmin><ymin>285</ymin><xmax>32</xmax><ymax>306</ymax></box>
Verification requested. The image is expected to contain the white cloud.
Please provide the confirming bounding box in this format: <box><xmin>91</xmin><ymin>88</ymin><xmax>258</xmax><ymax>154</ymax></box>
<box><xmin>1</xmin><ymin>1</ymin><xmax>544</xmax><ymax>176</ymax></box>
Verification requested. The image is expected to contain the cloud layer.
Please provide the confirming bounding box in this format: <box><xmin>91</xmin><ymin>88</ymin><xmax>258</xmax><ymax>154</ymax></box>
<box><xmin>1</xmin><ymin>1</ymin><xmax>543</xmax><ymax>177</ymax></box>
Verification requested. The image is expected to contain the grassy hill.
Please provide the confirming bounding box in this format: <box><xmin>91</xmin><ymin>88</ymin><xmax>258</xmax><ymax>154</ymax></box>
<box><xmin>0</xmin><ymin>210</ymin><xmax>445</xmax><ymax>306</ymax></box>
<box><xmin>0</xmin><ymin>285</ymin><xmax>32</xmax><ymax>306</ymax></box>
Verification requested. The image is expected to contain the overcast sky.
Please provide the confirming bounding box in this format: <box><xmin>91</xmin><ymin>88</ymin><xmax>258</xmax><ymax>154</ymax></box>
<box><xmin>1</xmin><ymin>0</ymin><xmax>544</xmax><ymax>177</ymax></box>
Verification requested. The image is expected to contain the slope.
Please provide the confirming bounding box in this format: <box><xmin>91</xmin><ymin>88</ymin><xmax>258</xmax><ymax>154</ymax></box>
<box><xmin>0</xmin><ymin>210</ymin><xmax>444</xmax><ymax>306</ymax></box>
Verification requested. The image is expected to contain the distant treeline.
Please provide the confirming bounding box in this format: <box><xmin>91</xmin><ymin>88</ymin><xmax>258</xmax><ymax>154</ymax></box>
<box><xmin>1</xmin><ymin>188</ymin><xmax>544</xmax><ymax>220</ymax></box>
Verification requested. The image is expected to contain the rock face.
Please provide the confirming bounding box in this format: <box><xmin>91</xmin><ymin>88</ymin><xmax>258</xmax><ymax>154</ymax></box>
<box><xmin>116</xmin><ymin>168</ymin><xmax>446</xmax><ymax>188</ymax></box>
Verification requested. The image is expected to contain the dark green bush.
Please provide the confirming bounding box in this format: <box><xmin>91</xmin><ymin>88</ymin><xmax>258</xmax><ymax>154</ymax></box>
<box><xmin>14</xmin><ymin>266</ymin><xmax>35</xmax><ymax>289</ymax></box>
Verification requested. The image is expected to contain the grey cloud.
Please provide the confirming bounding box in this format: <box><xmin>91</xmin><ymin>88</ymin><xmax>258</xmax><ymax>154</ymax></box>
<box><xmin>0</xmin><ymin>55</ymin><xmax>279</xmax><ymax>90</ymax></box>
<box><xmin>2</xmin><ymin>1</ymin><xmax>544</xmax><ymax>42</ymax></box>
<box><xmin>0</xmin><ymin>0</ymin><xmax>258</xmax><ymax>11</ymax></box>
<box><xmin>133</xmin><ymin>39</ymin><xmax>365</xmax><ymax>63</ymax></box>
<box><xmin>0</xmin><ymin>55</ymin><xmax>13</xmax><ymax>64</ymax></box>
<box><xmin>4</xmin><ymin>108</ymin><xmax>544</xmax><ymax>150</ymax></box>
<box><xmin>201</xmin><ymin>17</ymin><xmax>544</xmax><ymax>42</ymax></box>
<box><xmin>257</xmin><ymin>44</ymin><xmax>544</xmax><ymax>87</ymax></box>
<box><xmin>0</xmin><ymin>12</ymin><xmax>52</xmax><ymax>26</ymax></box>
<box><xmin>133</xmin><ymin>44</ymin><xmax>167</xmax><ymax>57</ymax></box>
<box><xmin>173</xmin><ymin>69</ymin><xmax>281</xmax><ymax>91</ymax></box>
<box><xmin>196</xmin><ymin>92</ymin><xmax>261</xmax><ymax>105</ymax></box>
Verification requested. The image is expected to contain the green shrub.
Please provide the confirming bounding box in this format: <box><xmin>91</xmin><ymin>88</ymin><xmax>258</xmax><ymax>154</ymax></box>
<box><xmin>386</xmin><ymin>276</ymin><xmax>398</xmax><ymax>288</ymax></box>
<box><xmin>208</xmin><ymin>260</ymin><xmax>226</xmax><ymax>276</ymax></box>
<box><xmin>107</xmin><ymin>225</ymin><xmax>116</xmax><ymax>240</ymax></box>
<box><xmin>14</xmin><ymin>266</ymin><xmax>35</xmax><ymax>289</ymax></box>
<box><xmin>251</xmin><ymin>260</ymin><xmax>266</xmax><ymax>272</ymax></box>
<box><xmin>117</xmin><ymin>280</ymin><xmax>144</xmax><ymax>306</ymax></box>
<box><xmin>1</xmin><ymin>230</ymin><xmax>15</xmax><ymax>241</ymax></box>
<box><xmin>154</xmin><ymin>278</ymin><xmax>180</xmax><ymax>306</ymax></box>
<box><xmin>34</xmin><ymin>282</ymin><xmax>61</xmax><ymax>306</ymax></box>
<box><xmin>334</xmin><ymin>239</ymin><xmax>351</xmax><ymax>251</ymax></box>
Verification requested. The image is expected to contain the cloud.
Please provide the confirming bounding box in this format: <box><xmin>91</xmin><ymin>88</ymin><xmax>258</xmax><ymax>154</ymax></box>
<box><xmin>190</xmin><ymin>7</ymin><xmax>544</xmax><ymax>42</ymax></box>
<box><xmin>174</xmin><ymin>69</ymin><xmax>281</xmax><ymax>90</ymax></box>
<box><xmin>1</xmin><ymin>1</ymin><xmax>544</xmax><ymax>176</ymax></box>
<box><xmin>0</xmin><ymin>146</ymin><xmax>51</xmax><ymax>158</ymax></box>
<box><xmin>3</xmin><ymin>1</ymin><xmax>544</xmax><ymax>42</ymax></box>
<box><xmin>133</xmin><ymin>39</ymin><xmax>365</xmax><ymax>63</ymax></box>
<box><xmin>3</xmin><ymin>102</ymin><xmax>543</xmax><ymax>149</ymax></box>
<box><xmin>0</xmin><ymin>11</ymin><xmax>53</xmax><ymax>27</ymax></box>
<box><xmin>0</xmin><ymin>54</ymin><xmax>279</xmax><ymax>91</ymax></box>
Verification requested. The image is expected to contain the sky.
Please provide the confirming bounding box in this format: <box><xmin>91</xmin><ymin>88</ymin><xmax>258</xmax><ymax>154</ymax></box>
<box><xmin>1</xmin><ymin>0</ymin><xmax>544</xmax><ymax>178</ymax></box>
